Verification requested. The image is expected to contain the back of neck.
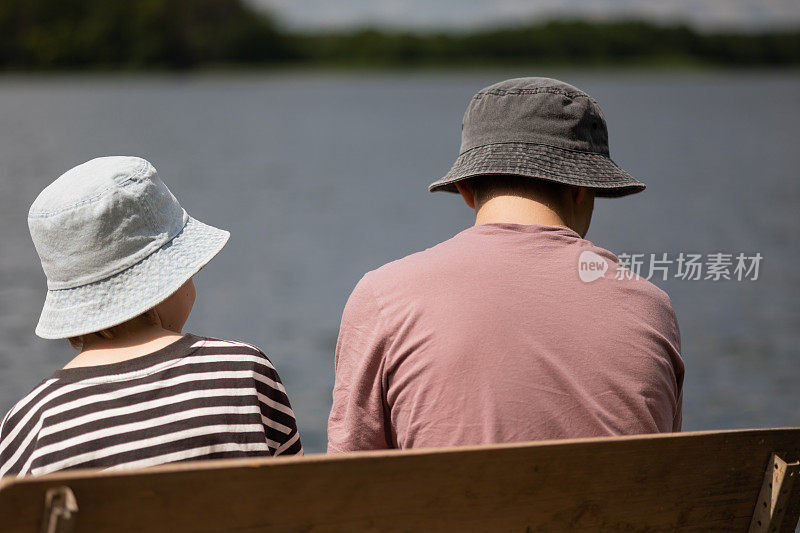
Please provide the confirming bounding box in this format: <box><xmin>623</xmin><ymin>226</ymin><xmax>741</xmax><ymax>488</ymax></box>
<box><xmin>64</xmin><ymin>326</ymin><xmax>184</xmax><ymax>369</ymax></box>
<box><xmin>474</xmin><ymin>195</ymin><xmax>569</xmax><ymax>228</ymax></box>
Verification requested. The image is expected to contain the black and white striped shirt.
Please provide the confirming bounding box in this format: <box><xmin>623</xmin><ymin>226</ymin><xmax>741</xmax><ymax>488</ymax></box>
<box><xmin>0</xmin><ymin>334</ymin><xmax>302</xmax><ymax>478</ymax></box>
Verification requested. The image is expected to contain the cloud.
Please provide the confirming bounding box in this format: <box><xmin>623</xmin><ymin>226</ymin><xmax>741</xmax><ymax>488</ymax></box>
<box><xmin>246</xmin><ymin>0</ymin><xmax>800</xmax><ymax>30</ymax></box>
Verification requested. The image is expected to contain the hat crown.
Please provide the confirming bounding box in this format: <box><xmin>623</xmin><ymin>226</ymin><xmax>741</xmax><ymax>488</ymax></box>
<box><xmin>28</xmin><ymin>156</ymin><xmax>188</xmax><ymax>290</ymax></box>
<box><xmin>460</xmin><ymin>77</ymin><xmax>610</xmax><ymax>156</ymax></box>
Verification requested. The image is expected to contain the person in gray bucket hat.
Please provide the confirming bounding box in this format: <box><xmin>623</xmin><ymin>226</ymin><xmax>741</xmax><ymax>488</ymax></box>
<box><xmin>429</xmin><ymin>77</ymin><xmax>646</xmax><ymax>197</ymax></box>
<box><xmin>0</xmin><ymin>156</ymin><xmax>302</xmax><ymax>478</ymax></box>
<box><xmin>328</xmin><ymin>77</ymin><xmax>683</xmax><ymax>453</ymax></box>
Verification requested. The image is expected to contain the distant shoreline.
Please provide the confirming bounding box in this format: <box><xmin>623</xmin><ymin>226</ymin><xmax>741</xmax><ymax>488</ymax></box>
<box><xmin>1</xmin><ymin>64</ymin><xmax>800</xmax><ymax>78</ymax></box>
<box><xmin>1</xmin><ymin>0</ymin><xmax>798</xmax><ymax>71</ymax></box>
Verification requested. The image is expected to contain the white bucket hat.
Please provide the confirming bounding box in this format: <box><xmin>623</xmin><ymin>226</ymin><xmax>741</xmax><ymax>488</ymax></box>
<box><xmin>28</xmin><ymin>156</ymin><xmax>230</xmax><ymax>339</ymax></box>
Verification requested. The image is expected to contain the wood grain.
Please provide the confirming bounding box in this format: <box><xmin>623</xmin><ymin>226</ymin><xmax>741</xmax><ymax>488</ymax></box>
<box><xmin>1</xmin><ymin>428</ymin><xmax>799</xmax><ymax>532</ymax></box>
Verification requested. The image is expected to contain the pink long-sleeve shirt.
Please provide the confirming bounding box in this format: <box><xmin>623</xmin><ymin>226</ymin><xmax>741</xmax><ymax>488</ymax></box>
<box><xmin>328</xmin><ymin>223</ymin><xmax>683</xmax><ymax>452</ymax></box>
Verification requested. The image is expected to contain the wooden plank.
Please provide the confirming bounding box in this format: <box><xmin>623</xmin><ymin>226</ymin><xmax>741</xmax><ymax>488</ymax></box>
<box><xmin>1</xmin><ymin>428</ymin><xmax>799</xmax><ymax>532</ymax></box>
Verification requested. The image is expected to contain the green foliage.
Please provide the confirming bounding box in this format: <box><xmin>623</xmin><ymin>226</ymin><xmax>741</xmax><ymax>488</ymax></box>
<box><xmin>0</xmin><ymin>1</ymin><xmax>798</xmax><ymax>70</ymax></box>
<box><xmin>295</xmin><ymin>21</ymin><xmax>800</xmax><ymax>68</ymax></box>
<box><xmin>0</xmin><ymin>0</ymin><xmax>292</xmax><ymax>69</ymax></box>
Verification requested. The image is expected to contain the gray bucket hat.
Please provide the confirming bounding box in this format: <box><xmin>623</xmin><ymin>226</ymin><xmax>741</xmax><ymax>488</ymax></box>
<box><xmin>28</xmin><ymin>156</ymin><xmax>230</xmax><ymax>339</ymax></box>
<box><xmin>429</xmin><ymin>77</ymin><xmax>646</xmax><ymax>197</ymax></box>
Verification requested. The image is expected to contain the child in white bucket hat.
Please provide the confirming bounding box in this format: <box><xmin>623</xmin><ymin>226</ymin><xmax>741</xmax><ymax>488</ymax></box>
<box><xmin>0</xmin><ymin>156</ymin><xmax>302</xmax><ymax>477</ymax></box>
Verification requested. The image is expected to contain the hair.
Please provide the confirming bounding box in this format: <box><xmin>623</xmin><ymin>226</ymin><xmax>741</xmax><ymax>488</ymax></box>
<box><xmin>68</xmin><ymin>309</ymin><xmax>159</xmax><ymax>350</ymax></box>
<box><xmin>465</xmin><ymin>174</ymin><xmax>570</xmax><ymax>207</ymax></box>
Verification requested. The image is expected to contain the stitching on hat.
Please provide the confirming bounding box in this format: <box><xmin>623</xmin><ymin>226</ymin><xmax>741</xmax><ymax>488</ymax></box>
<box><xmin>435</xmin><ymin>172</ymin><xmax>640</xmax><ymax>187</ymax></box>
<box><xmin>114</xmin><ymin>157</ymin><xmax>150</xmax><ymax>187</ymax></box>
<box><xmin>478</xmin><ymin>87</ymin><xmax>587</xmax><ymax>98</ymax></box>
<box><xmin>436</xmin><ymin>161</ymin><xmax>641</xmax><ymax>185</ymax></box>
<box><xmin>431</xmin><ymin>174</ymin><xmax>643</xmax><ymax>192</ymax></box>
<box><xmin>28</xmin><ymin>160</ymin><xmax>151</xmax><ymax>218</ymax></box>
<box><xmin>475</xmin><ymin>87</ymin><xmax>596</xmax><ymax>103</ymax></box>
<box><xmin>457</xmin><ymin>141</ymin><xmax>609</xmax><ymax>158</ymax></box>
<box><xmin>429</xmin><ymin>142</ymin><xmax>645</xmax><ymax>191</ymax></box>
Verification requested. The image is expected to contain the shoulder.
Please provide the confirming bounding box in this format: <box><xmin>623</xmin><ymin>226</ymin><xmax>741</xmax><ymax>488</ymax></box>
<box><xmin>637</xmin><ymin>278</ymin><xmax>680</xmax><ymax>342</ymax></box>
<box><xmin>343</xmin><ymin>245</ymin><xmax>441</xmax><ymax>320</ymax></box>
<box><xmin>583</xmin><ymin>242</ymin><xmax>675</xmax><ymax>305</ymax></box>
<box><xmin>614</xmin><ymin>260</ymin><xmax>677</xmax><ymax>317</ymax></box>
<box><xmin>189</xmin><ymin>335</ymin><xmax>265</xmax><ymax>354</ymax></box>
<box><xmin>380</xmin><ymin>232</ymin><xmax>469</xmax><ymax>275</ymax></box>
<box><xmin>356</xmin><ymin>232</ymin><xmax>469</xmax><ymax>298</ymax></box>
<box><xmin>597</xmin><ymin>247</ymin><xmax>680</xmax><ymax>339</ymax></box>
<box><xmin>0</xmin><ymin>378</ymin><xmax>61</xmax><ymax>467</ymax></box>
<box><xmin>187</xmin><ymin>335</ymin><xmax>276</xmax><ymax>369</ymax></box>
<box><xmin>1</xmin><ymin>378</ymin><xmax>61</xmax><ymax>434</ymax></box>
<box><xmin>577</xmin><ymin>240</ymin><xmax>679</xmax><ymax>320</ymax></box>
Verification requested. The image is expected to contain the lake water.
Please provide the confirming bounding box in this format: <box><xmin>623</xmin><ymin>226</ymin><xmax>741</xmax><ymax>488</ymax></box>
<box><xmin>0</xmin><ymin>69</ymin><xmax>798</xmax><ymax>454</ymax></box>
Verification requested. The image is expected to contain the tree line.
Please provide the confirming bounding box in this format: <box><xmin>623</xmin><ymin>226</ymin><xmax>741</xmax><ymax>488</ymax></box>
<box><xmin>1</xmin><ymin>0</ymin><xmax>798</xmax><ymax>69</ymax></box>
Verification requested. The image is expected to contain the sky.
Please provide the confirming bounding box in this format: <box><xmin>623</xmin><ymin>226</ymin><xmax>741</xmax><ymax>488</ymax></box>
<box><xmin>248</xmin><ymin>0</ymin><xmax>800</xmax><ymax>31</ymax></box>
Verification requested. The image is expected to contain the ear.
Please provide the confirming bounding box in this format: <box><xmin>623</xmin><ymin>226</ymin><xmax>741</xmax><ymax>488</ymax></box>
<box><xmin>572</xmin><ymin>186</ymin><xmax>587</xmax><ymax>205</ymax></box>
<box><xmin>455</xmin><ymin>181</ymin><xmax>476</xmax><ymax>209</ymax></box>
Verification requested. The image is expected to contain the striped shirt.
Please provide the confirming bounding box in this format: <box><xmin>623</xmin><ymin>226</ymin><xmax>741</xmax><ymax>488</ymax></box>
<box><xmin>0</xmin><ymin>334</ymin><xmax>302</xmax><ymax>478</ymax></box>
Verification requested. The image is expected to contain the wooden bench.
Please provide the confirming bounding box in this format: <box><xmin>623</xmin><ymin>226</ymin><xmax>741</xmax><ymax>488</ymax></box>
<box><xmin>1</xmin><ymin>428</ymin><xmax>799</xmax><ymax>532</ymax></box>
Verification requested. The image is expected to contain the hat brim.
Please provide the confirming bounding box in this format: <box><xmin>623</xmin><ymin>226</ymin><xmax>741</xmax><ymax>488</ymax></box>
<box><xmin>35</xmin><ymin>216</ymin><xmax>230</xmax><ymax>339</ymax></box>
<box><xmin>429</xmin><ymin>142</ymin><xmax>646</xmax><ymax>198</ymax></box>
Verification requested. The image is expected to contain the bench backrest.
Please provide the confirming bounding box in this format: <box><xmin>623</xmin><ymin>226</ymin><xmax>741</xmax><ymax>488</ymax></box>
<box><xmin>1</xmin><ymin>428</ymin><xmax>799</xmax><ymax>532</ymax></box>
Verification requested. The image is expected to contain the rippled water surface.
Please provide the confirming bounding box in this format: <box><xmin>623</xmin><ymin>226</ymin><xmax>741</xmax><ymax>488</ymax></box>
<box><xmin>1</xmin><ymin>70</ymin><xmax>798</xmax><ymax>453</ymax></box>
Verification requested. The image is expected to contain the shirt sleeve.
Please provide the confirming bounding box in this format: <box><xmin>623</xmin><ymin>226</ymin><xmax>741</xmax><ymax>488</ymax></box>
<box><xmin>327</xmin><ymin>274</ymin><xmax>393</xmax><ymax>453</ymax></box>
<box><xmin>664</xmin><ymin>297</ymin><xmax>684</xmax><ymax>433</ymax></box>
<box><xmin>253</xmin><ymin>352</ymin><xmax>303</xmax><ymax>456</ymax></box>
<box><xmin>672</xmin><ymin>389</ymin><xmax>683</xmax><ymax>432</ymax></box>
